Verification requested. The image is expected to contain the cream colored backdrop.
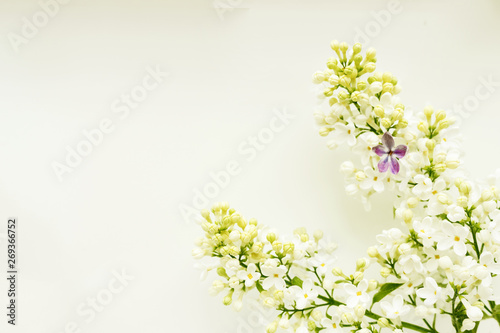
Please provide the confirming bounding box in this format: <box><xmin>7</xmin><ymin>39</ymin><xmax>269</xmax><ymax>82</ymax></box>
<box><xmin>0</xmin><ymin>0</ymin><xmax>500</xmax><ymax>332</ymax></box>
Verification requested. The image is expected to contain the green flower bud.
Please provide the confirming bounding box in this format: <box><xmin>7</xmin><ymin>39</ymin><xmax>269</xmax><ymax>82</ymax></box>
<box><xmin>357</xmin><ymin>81</ymin><xmax>367</xmax><ymax>91</ymax></box>
<box><xmin>353</xmin><ymin>43</ymin><xmax>362</xmax><ymax>54</ymax></box>
<box><xmin>266</xmin><ymin>232</ymin><xmax>277</xmax><ymax>243</ymax></box>
<box><xmin>382</xmin><ymin>71</ymin><xmax>393</xmax><ymax>83</ymax></box>
<box><xmin>378</xmin><ymin>318</ymin><xmax>391</xmax><ymax>328</ymax></box>
<box><xmin>365</xmin><ymin>48</ymin><xmax>376</xmax><ymax>60</ymax></box>
<box><xmin>330</xmin><ymin>40</ymin><xmax>340</xmax><ymax>51</ymax></box>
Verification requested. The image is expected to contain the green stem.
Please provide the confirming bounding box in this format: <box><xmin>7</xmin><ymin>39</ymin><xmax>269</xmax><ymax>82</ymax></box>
<box><xmin>316</xmin><ymin>295</ymin><xmax>437</xmax><ymax>333</ymax></box>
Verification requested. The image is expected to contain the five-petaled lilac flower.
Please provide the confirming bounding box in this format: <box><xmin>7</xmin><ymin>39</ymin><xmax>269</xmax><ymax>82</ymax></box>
<box><xmin>372</xmin><ymin>132</ymin><xmax>407</xmax><ymax>174</ymax></box>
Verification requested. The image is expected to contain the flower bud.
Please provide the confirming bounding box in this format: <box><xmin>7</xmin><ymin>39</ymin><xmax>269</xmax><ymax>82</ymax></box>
<box><xmin>272</xmin><ymin>241</ymin><xmax>283</xmax><ymax>253</ymax></box>
<box><xmin>212</xmin><ymin>280</ymin><xmax>225</xmax><ymax>293</ymax></box>
<box><xmin>368</xmin><ymin>279</ymin><xmax>378</xmax><ymax>292</ymax></box>
<box><xmin>323</xmin><ymin>278</ymin><xmax>335</xmax><ymax>290</ymax></box>
<box><xmin>234</xmin><ymin>299</ymin><xmax>244</xmax><ymax>313</ymax></box>
<box><xmin>319</xmin><ymin>127</ymin><xmax>331</xmax><ymax>137</ymax></box>
<box><xmin>312</xmin><ymin>71</ymin><xmax>326</xmax><ymax>84</ymax></box>
<box><xmin>364</xmin><ymin>62</ymin><xmax>376</xmax><ymax>73</ymax></box>
<box><xmin>373</xmin><ymin>105</ymin><xmax>385</xmax><ymax>118</ymax></box>
<box><xmin>355</xmin><ymin>305</ymin><xmax>366</xmax><ymax>318</ymax></box>
<box><xmin>439</xmin><ymin>256</ymin><xmax>453</xmax><ymax>269</ymax></box>
<box><xmin>228</xmin><ymin>276</ymin><xmax>239</xmax><ymax>289</ymax></box>
<box><xmin>368</xmin><ymin>78</ymin><xmax>380</xmax><ymax>88</ymax></box>
<box><xmin>228</xmin><ymin>246</ymin><xmax>239</xmax><ymax>256</ymax></box>
<box><xmin>392</xmin><ymin>109</ymin><xmax>403</xmax><ymax>121</ymax></box>
<box><xmin>437</xmin><ymin>193</ymin><xmax>450</xmax><ymax>205</ymax></box>
<box><xmin>398</xmin><ymin>242</ymin><xmax>412</xmax><ymax>255</ymax></box>
<box><xmin>328</xmin><ymin>75</ymin><xmax>339</xmax><ymax>86</ymax></box>
<box><xmin>311</xmin><ymin>309</ymin><xmax>323</xmax><ymax>321</ymax></box>
<box><xmin>396</xmin><ymin>118</ymin><xmax>408</xmax><ymax>128</ymax></box>
<box><xmin>483</xmin><ymin>200</ymin><xmax>496</xmax><ymax>214</ymax></box>
<box><xmin>345</xmin><ymin>184</ymin><xmax>358</xmax><ymax>196</ymax></box>
<box><xmin>332</xmin><ymin>267</ymin><xmax>343</xmax><ymax>276</ymax></box>
<box><xmin>323</xmin><ymin>88</ymin><xmax>334</xmax><ymax>97</ymax></box>
<box><xmin>407</xmin><ymin>197</ymin><xmax>419</xmax><ymax>208</ymax></box>
<box><xmin>266</xmin><ymin>232</ymin><xmax>277</xmax><ymax>243</ymax></box>
<box><xmin>382</xmin><ymin>71</ymin><xmax>393</xmax><ymax>83</ymax></box>
<box><xmin>459</xmin><ymin>182</ymin><xmax>471</xmax><ymax>195</ymax></box>
<box><xmin>380</xmin><ymin>267</ymin><xmax>391</xmax><ymax>278</ymax></box>
<box><xmin>474</xmin><ymin>265</ymin><xmax>489</xmax><ymax>280</ymax></box>
<box><xmin>367</xmin><ymin>246</ymin><xmax>379</xmax><ymax>258</ymax></box>
<box><xmin>350</xmin><ymin>91</ymin><xmax>360</xmax><ymax>102</ymax></box>
<box><xmin>482</xmin><ymin>190</ymin><xmax>494</xmax><ymax>201</ymax></box>
<box><xmin>434</xmin><ymin>163</ymin><xmax>447</xmax><ymax>173</ymax></box>
<box><xmin>415</xmin><ymin>305</ymin><xmax>429</xmax><ymax>317</ymax></box>
<box><xmin>435</xmin><ymin>109</ymin><xmax>447</xmax><ymax>122</ymax></box>
<box><xmin>279</xmin><ymin>317</ymin><xmax>289</xmax><ymax>329</ymax></box>
<box><xmin>403</xmin><ymin>209</ymin><xmax>413</xmax><ymax>224</ymax></box>
<box><xmin>446</xmin><ymin>160</ymin><xmax>460</xmax><ymax>169</ymax></box>
<box><xmin>434</xmin><ymin>152</ymin><xmax>447</xmax><ymax>163</ymax></box>
<box><xmin>382</xmin><ymin>82</ymin><xmax>394</xmax><ymax>94</ymax></box>
<box><xmin>207</xmin><ymin>224</ymin><xmax>220</xmax><ymax>235</ymax></box>
<box><xmin>223</xmin><ymin>292</ymin><xmax>233</xmax><ymax>306</ymax></box>
<box><xmin>355</xmin><ymin>171</ymin><xmax>366</xmax><ymax>181</ymax></box>
<box><xmin>473</xmin><ymin>301</ymin><xmax>484</xmax><ymax>309</ymax></box>
<box><xmin>339</xmin><ymin>75</ymin><xmax>351</xmax><ymax>87</ymax></box>
<box><xmin>437</xmin><ymin>120</ymin><xmax>450</xmax><ymax>130</ymax></box>
<box><xmin>340</xmin><ymin>161</ymin><xmax>355</xmax><ymax>176</ymax></box>
<box><xmin>423</xmin><ymin>106</ymin><xmax>434</xmax><ymax>120</ymax></box>
<box><xmin>263</xmin><ymin>297</ymin><xmax>276</xmax><ymax>308</ymax></box>
<box><xmin>217</xmin><ymin>267</ymin><xmax>228</xmax><ymax>278</ymax></box>
<box><xmin>314</xmin><ymin>230</ymin><xmax>324</xmax><ymax>242</ymax></box>
<box><xmin>338</xmin><ymin>91</ymin><xmax>350</xmax><ymax>101</ymax></box>
<box><xmin>341</xmin><ymin>312</ymin><xmax>354</xmax><ymax>325</ymax></box>
<box><xmin>456</xmin><ymin>195</ymin><xmax>468</xmax><ymax>207</ymax></box>
<box><xmin>357</xmin><ymin>81</ymin><xmax>367</xmax><ymax>91</ymax></box>
<box><xmin>426</xmin><ymin>139</ymin><xmax>436</xmax><ymax>151</ymax></box>
<box><xmin>266</xmin><ymin>321</ymin><xmax>278</xmax><ymax>333</ymax></box>
<box><xmin>492</xmin><ymin>186</ymin><xmax>500</xmax><ymax>199</ymax></box>
<box><xmin>192</xmin><ymin>248</ymin><xmax>206</xmax><ymax>259</ymax></box>
<box><xmin>201</xmin><ymin>209</ymin><xmax>212</xmax><ymax>222</ymax></box>
<box><xmin>353</xmin><ymin>271</ymin><xmax>364</xmax><ymax>283</ymax></box>
<box><xmin>343</xmin><ymin>67</ymin><xmax>354</xmax><ymax>77</ymax></box>
<box><xmin>273</xmin><ymin>290</ymin><xmax>284</xmax><ymax>301</ymax></box>
<box><xmin>356</xmin><ymin>258</ymin><xmax>368</xmax><ymax>271</ymax></box>
<box><xmin>478</xmin><ymin>229</ymin><xmax>491</xmax><ymax>243</ymax></box>
<box><xmin>473</xmin><ymin>205</ymin><xmax>484</xmax><ymax>218</ymax></box>
<box><xmin>283</xmin><ymin>242</ymin><xmax>295</xmax><ymax>254</ymax></box>
<box><xmin>378</xmin><ymin>318</ymin><xmax>391</xmax><ymax>328</ymax></box>
<box><xmin>365</xmin><ymin>48</ymin><xmax>376</xmax><ymax>60</ymax></box>
<box><xmin>235</xmin><ymin>216</ymin><xmax>246</xmax><ymax>229</ymax></box>
<box><xmin>339</xmin><ymin>42</ymin><xmax>349</xmax><ymax>53</ymax></box>
<box><xmin>418</xmin><ymin>122</ymin><xmax>430</xmax><ymax>135</ymax></box>
<box><xmin>381</xmin><ymin>118</ymin><xmax>392</xmax><ymax>129</ymax></box>
<box><xmin>354</xmin><ymin>54</ymin><xmax>363</xmax><ymax>65</ymax></box>
<box><xmin>251</xmin><ymin>242</ymin><xmax>264</xmax><ymax>253</ymax></box>
<box><xmin>353</xmin><ymin>43</ymin><xmax>362</xmax><ymax>54</ymax></box>
<box><xmin>462</xmin><ymin>319</ymin><xmax>475</xmax><ymax>330</ymax></box>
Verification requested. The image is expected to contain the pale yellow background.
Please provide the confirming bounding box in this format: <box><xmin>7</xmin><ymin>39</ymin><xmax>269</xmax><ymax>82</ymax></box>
<box><xmin>1</xmin><ymin>0</ymin><xmax>500</xmax><ymax>332</ymax></box>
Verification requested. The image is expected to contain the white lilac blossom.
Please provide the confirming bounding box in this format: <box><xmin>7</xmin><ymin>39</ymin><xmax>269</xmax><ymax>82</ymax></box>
<box><xmin>193</xmin><ymin>42</ymin><xmax>500</xmax><ymax>333</ymax></box>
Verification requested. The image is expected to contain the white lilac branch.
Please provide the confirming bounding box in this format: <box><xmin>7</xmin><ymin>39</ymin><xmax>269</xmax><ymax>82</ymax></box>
<box><xmin>192</xmin><ymin>42</ymin><xmax>500</xmax><ymax>333</ymax></box>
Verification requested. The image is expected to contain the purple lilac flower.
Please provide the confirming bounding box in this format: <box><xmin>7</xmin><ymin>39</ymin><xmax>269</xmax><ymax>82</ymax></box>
<box><xmin>372</xmin><ymin>132</ymin><xmax>407</xmax><ymax>174</ymax></box>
